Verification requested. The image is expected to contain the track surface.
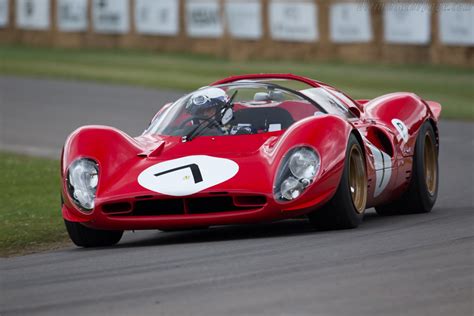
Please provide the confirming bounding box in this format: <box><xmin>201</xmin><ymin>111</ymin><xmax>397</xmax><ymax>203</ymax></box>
<box><xmin>0</xmin><ymin>76</ymin><xmax>473</xmax><ymax>316</ymax></box>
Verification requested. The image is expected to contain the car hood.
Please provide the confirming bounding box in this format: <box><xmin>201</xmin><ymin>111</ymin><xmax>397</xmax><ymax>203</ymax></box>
<box><xmin>134</xmin><ymin>132</ymin><xmax>283</xmax><ymax>158</ymax></box>
<box><xmin>97</xmin><ymin>132</ymin><xmax>284</xmax><ymax>200</ymax></box>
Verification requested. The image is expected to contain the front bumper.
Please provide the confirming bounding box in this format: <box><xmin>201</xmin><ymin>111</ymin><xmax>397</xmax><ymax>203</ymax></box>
<box><xmin>61</xmin><ymin>189</ymin><xmax>334</xmax><ymax>231</ymax></box>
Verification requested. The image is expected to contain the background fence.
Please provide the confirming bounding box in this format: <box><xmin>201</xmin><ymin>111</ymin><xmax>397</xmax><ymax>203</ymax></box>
<box><xmin>0</xmin><ymin>0</ymin><xmax>472</xmax><ymax>66</ymax></box>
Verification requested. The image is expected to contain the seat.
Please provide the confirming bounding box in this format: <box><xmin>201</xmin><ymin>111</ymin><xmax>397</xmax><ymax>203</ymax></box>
<box><xmin>232</xmin><ymin>107</ymin><xmax>294</xmax><ymax>130</ymax></box>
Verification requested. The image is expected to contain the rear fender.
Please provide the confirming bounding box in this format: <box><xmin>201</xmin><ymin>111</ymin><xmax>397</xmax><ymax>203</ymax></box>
<box><xmin>425</xmin><ymin>101</ymin><xmax>442</xmax><ymax>122</ymax></box>
<box><xmin>364</xmin><ymin>93</ymin><xmax>439</xmax><ymax>156</ymax></box>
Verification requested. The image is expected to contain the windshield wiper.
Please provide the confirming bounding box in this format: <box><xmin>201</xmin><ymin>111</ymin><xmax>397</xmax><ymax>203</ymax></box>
<box><xmin>181</xmin><ymin>118</ymin><xmax>219</xmax><ymax>142</ymax></box>
<box><xmin>182</xmin><ymin>90</ymin><xmax>238</xmax><ymax>142</ymax></box>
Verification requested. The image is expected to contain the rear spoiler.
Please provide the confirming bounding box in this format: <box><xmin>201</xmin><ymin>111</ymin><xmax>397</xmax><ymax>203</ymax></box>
<box><xmin>356</xmin><ymin>99</ymin><xmax>370</xmax><ymax>106</ymax></box>
<box><xmin>426</xmin><ymin>101</ymin><xmax>442</xmax><ymax>121</ymax></box>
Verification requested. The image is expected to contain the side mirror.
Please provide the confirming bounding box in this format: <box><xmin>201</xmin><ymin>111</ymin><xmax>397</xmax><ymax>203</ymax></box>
<box><xmin>348</xmin><ymin>106</ymin><xmax>361</xmax><ymax>118</ymax></box>
<box><xmin>221</xmin><ymin>108</ymin><xmax>233</xmax><ymax>125</ymax></box>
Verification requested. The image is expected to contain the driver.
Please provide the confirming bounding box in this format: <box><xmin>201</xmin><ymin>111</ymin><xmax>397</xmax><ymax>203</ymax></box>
<box><xmin>184</xmin><ymin>87</ymin><xmax>229</xmax><ymax>136</ymax></box>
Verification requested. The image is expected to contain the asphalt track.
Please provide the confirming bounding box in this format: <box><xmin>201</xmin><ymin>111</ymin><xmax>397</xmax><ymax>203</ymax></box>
<box><xmin>0</xmin><ymin>76</ymin><xmax>473</xmax><ymax>316</ymax></box>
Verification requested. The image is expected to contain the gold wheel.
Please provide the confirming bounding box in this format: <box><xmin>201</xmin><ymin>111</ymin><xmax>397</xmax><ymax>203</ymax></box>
<box><xmin>348</xmin><ymin>144</ymin><xmax>367</xmax><ymax>214</ymax></box>
<box><xmin>423</xmin><ymin>132</ymin><xmax>437</xmax><ymax>195</ymax></box>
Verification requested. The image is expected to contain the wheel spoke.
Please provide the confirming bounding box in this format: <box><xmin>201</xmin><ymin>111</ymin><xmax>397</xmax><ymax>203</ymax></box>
<box><xmin>348</xmin><ymin>144</ymin><xmax>367</xmax><ymax>214</ymax></box>
<box><xmin>423</xmin><ymin>132</ymin><xmax>437</xmax><ymax>195</ymax></box>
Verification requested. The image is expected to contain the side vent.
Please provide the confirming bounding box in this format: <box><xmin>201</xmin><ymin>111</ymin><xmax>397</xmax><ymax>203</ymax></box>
<box><xmin>367</xmin><ymin>127</ymin><xmax>394</xmax><ymax>157</ymax></box>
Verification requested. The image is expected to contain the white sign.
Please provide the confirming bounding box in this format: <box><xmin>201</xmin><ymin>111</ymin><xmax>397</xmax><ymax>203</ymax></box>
<box><xmin>16</xmin><ymin>0</ymin><xmax>50</xmax><ymax>30</ymax></box>
<box><xmin>57</xmin><ymin>0</ymin><xmax>88</xmax><ymax>32</ymax></box>
<box><xmin>330</xmin><ymin>2</ymin><xmax>372</xmax><ymax>43</ymax></box>
<box><xmin>135</xmin><ymin>0</ymin><xmax>179</xmax><ymax>36</ymax></box>
<box><xmin>92</xmin><ymin>0</ymin><xmax>129</xmax><ymax>34</ymax></box>
<box><xmin>186</xmin><ymin>0</ymin><xmax>223</xmax><ymax>38</ymax></box>
<box><xmin>0</xmin><ymin>0</ymin><xmax>8</xmax><ymax>28</ymax></box>
<box><xmin>269</xmin><ymin>1</ymin><xmax>318</xmax><ymax>42</ymax></box>
<box><xmin>225</xmin><ymin>0</ymin><xmax>262</xmax><ymax>40</ymax></box>
<box><xmin>439</xmin><ymin>3</ymin><xmax>474</xmax><ymax>46</ymax></box>
<box><xmin>138</xmin><ymin>155</ymin><xmax>239</xmax><ymax>196</ymax></box>
<box><xmin>384</xmin><ymin>2</ymin><xmax>431</xmax><ymax>44</ymax></box>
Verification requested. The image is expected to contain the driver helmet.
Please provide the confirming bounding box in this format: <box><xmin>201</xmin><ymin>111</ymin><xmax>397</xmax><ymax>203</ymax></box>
<box><xmin>186</xmin><ymin>87</ymin><xmax>228</xmax><ymax>118</ymax></box>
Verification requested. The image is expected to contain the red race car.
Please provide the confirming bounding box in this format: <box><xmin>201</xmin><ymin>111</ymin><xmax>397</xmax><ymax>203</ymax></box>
<box><xmin>61</xmin><ymin>74</ymin><xmax>441</xmax><ymax>247</ymax></box>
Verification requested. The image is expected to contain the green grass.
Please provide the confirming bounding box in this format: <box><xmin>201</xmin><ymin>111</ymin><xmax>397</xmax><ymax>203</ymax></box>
<box><xmin>0</xmin><ymin>153</ymin><xmax>67</xmax><ymax>257</ymax></box>
<box><xmin>0</xmin><ymin>45</ymin><xmax>473</xmax><ymax>120</ymax></box>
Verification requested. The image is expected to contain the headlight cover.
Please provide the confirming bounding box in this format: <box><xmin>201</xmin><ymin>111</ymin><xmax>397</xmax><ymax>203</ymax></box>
<box><xmin>289</xmin><ymin>147</ymin><xmax>319</xmax><ymax>179</ymax></box>
<box><xmin>274</xmin><ymin>147</ymin><xmax>320</xmax><ymax>202</ymax></box>
<box><xmin>67</xmin><ymin>158</ymin><xmax>99</xmax><ymax>211</ymax></box>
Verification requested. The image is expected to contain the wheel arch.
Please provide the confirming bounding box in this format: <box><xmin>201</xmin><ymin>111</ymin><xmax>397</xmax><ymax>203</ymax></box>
<box><xmin>350</xmin><ymin>129</ymin><xmax>369</xmax><ymax>178</ymax></box>
<box><xmin>426</xmin><ymin>118</ymin><xmax>440</xmax><ymax>153</ymax></box>
<box><xmin>271</xmin><ymin>115</ymin><xmax>355</xmax><ymax>209</ymax></box>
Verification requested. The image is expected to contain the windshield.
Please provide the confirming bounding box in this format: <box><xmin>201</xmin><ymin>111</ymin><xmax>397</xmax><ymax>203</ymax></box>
<box><xmin>146</xmin><ymin>82</ymin><xmax>323</xmax><ymax>138</ymax></box>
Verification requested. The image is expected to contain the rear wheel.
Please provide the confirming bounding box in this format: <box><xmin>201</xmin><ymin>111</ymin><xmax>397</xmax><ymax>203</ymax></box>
<box><xmin>64</xmin><ymin>220</ymin><xmax>123</xmax><ymax>247</ymax></box>
<box><xmin>376</xmin><ymin>121</ymin><xmax>438</xmax><ymax>215</ymax></box>
<box><xmin>308</xmin><ymin>134</ymin><xmax>368</xmax><ymax>230</ymax></box>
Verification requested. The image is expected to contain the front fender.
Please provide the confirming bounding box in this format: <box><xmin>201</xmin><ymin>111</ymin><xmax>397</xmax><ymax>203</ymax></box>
<box><xmin>267</xmin><ymin>115</ymin><xmax>354</xmax><ymax>211</ymax></box>
<box><xmin>62</xmin><ymin>125</ymin><xmax>142</xmax><ymax>175</ymax></box>
<box><xmin>61</xmin><ymin>126</ymin><xmax>143</xmax><ymax>217</ymax></box>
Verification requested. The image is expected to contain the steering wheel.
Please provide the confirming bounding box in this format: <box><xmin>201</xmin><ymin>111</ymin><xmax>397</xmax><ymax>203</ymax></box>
<box><xmin>177</xmin><ymin>116</ymin><xmax>216</xmax><ymax>130</ymax></box>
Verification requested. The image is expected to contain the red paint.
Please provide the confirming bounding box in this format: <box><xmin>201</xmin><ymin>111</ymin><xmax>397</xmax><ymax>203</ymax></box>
<box><xmin>211</xmin><ymin>73</ymin><xmax>322</xmax><ymax>88</ymax></box>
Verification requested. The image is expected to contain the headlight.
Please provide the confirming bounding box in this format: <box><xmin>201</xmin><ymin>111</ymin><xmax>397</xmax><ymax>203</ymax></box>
<box><xmin>289</xmin><ymin>147</ymin><xmax>319</xmax><ymax>179</ymax></box>
<box><xmin>280</xmin><ymin>176</ymin><xmax>306</xmax><ymax>200</ymax></box>
<box><xmin>274</xmin><ymin>147</ymin><xmax>320</xmax><ymax>202</ymax></box>
<box><xmin>67</xmin><ymin>158</ymin><xmax>99</xmax><ymax>211</ymax></box>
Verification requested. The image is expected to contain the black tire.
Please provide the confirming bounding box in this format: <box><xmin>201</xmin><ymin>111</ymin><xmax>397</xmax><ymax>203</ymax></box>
<box><xmin>375</xmin><ymin>121</ymin><xmax>438</xmax><ymax>215</ymax></box>
<box><xmin>308</xmin><ymin>134</ymin><xmax>368</xmax><ymax>230</ymax></box>
<box><xmin>64</xmin><ymin>220</ymin><xmax>123</xmax><ymax>247</ymax></box>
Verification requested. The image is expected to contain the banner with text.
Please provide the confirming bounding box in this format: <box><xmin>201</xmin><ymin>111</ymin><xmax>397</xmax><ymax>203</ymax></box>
<box><xmin>16</xmin><ymin>0</ymin><xmax>50</xmax><ymax>30</ymax></box>
<box><xmin>186</xmin><ymin>0</ymin><xmax>223</xmax><ymax>38</ymax></box>
<box><xmin>330</xmin><ymin>2</ymin><xmax>372</xmax><ymax>43</ymax></box>
<box><xmin>384</xmin><ymin>2</ymin><xmax>431</xmax><ymax>44</ymax></box>
<box><xmin>92</xmin><ymin>0</ymin><xmax>129</xmax><ymax>34</ymax></box>
<box><xmin>439</xmin><ymin>2</ymin><xmax>474</xmax><ymax>46</ymax></box>
<box><xmin>57</xmin><ymin>0</ymin><xmax>88</xmax><ymax>32</ymax></box>
<box><xmin>135</xmin><ymin>0</ymin><xmax>179</xmax><ymax>36</ymax></box>
<box><xmin>225</xmin><ymin>0</ymin><xmax>262</xmax><ymax>40</ymax></box>
<box><xmin>0</xmin><ymin>0</ymin><xmax>8</xmax><ymax>28</ymax></box>
<box><xmin>269</xmin><ymin>1</ymin><xmax>318</xmax><ymax>42</ymax></box>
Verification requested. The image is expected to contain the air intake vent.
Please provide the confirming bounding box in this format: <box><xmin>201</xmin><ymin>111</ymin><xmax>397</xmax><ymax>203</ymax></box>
<box><xmin>134</xmin><ymin>199</ymin><xmax>184</xmax><ymax>216</ymax></box>
<box><xmin>102</xmin><ymin>202</ymin><xmax>132</xmax><ymax>214</ymax></box>
<box><xmin>104</xmin><ymin>195</ymin><xmax>267</xmax><ymax>217</ymax></box>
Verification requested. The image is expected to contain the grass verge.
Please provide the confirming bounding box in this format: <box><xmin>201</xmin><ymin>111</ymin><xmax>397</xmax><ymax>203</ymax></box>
<box><xmin>0</xmin><ymin>152</ymin><xmax>68</xmax><ymax>257</ymax></box>
<box><xmin>0</xmin><ymin>45</ymin><xmax>473</xmax><ymax>120</ymax></box>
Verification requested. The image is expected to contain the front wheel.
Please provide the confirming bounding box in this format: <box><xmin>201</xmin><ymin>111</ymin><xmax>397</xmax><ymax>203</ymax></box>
<box><xmin>64</xmin><ymin>220</ymin><xmax>123</xmax><ymax>247</ymax></box>
<box><xmin>308</xmin><ymin>134</ymin><xmax>368</xmax><ymax>230</ymax></box>
<box><xmin>376</xmin><ymin>121</ymin><xmax>438</xmax><ymax>215</ymax></box>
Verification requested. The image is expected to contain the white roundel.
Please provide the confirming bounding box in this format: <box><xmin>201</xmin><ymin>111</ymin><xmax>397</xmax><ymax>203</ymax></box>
<box><xmin>137</xmin><ymin>155</ymin><xmax>239</xmax><ymax>196</ymax></box>
<box><xmin>366</xmin><ymin>142</ymin><xmax>392</xmax><ymax>198</ymax></box>
<box><xmin>392</xmin><ymin>118</ymin><xmax>409</xmax><ymax>142</ymax></box>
